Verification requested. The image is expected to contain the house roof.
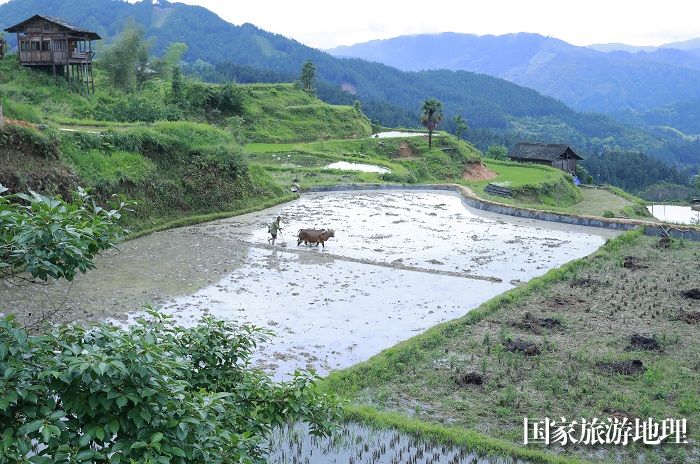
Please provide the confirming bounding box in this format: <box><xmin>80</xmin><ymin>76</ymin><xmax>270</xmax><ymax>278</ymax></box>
<box><xmin>4</xmin><ymin>15</ymin><xmax>101</xmax><ymax>40</ymax></box>
<box><xmin>509</xmin><ymin>142</ymin><xmax>583</xmax><ymax>161</ymax></box>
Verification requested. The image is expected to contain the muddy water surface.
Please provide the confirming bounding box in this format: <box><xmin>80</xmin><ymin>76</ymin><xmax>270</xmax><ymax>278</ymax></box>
<box><xmin>1</xmin><ymin>190</ymin><xmax>617</xmax><ymax>379</ymax></box>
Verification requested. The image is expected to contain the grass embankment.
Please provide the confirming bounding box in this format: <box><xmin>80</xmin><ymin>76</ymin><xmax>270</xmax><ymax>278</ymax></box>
<box><xmin>247</xmin><ymin>138</ymin><xmax>609</xmax><ymax>215</ymax></box>
<box><xmin>463</xmin><ymin>159</ymin><xmax>582</xmax><ymax>209</ymax></box>
<box><xmin>0</xmin><ymin>58</ymin><xmax>374</xmax><ymax>233</ymax></box>
<box><xmin>246</xmin><ymin>135</ymin><xmax>482</xmax><ymax>188</ymax></box>
<box><xmin>326</xmin><ymin>230</ymin><xmax>700</xmax><ymax>463</ymax></box>
<box><xmin>462</xmin><ymin>159</ymin><xmax>651</xmax><ymax>218</ymax></box>
<box><xmin>239</xmin><ymin>83</ymin><xmax>372</xmax><ymax>142</ymax></box>
<box><xmin>0</xmin><ymin>122</ymin><xmax>288</xmax><ymax>232</ymax></box>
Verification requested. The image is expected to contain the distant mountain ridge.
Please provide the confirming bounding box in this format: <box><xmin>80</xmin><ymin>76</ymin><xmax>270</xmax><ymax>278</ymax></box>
<box><xmin>1</xmin><ymin>0</ymin><xmax>699</xmax><ymax>170</ymax></box>
<box><xmin>328</xmin><ymin>32</ymin><xmax>700</xmax><ymax>114</ymax></box>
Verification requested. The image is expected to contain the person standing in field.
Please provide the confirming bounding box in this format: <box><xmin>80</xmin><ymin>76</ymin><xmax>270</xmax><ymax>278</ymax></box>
<box><xmin>268</xmin><ymin>216</ymin><xmax>282</xmax><ymax>245</ymax></box>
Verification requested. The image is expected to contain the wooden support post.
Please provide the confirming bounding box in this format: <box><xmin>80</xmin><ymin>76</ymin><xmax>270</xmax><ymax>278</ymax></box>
<box><xmin>0</xmin><ymin>105</ymin><xmax>4</xmax><ymax>128</ymax></box>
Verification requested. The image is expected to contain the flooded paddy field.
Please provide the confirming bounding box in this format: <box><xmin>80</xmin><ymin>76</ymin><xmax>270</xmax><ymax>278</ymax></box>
<box><xmin>648</xmin><ymin>204</ymin><xmax>700</xmax><ymax>224</ymax></box>
<box><xmin>326</xmin><ymin>161</ymin><xmax>391</xmax><ymax>173</ymax></box>
<box><xmin>1</xmin><ymin>190</ymin><xmax>617</xmax><ymax>379</ymax></box>
<box><xmin>267</xmin><ymin>422</ymin><xmax>529</xmax><ymax>464</ymax></box>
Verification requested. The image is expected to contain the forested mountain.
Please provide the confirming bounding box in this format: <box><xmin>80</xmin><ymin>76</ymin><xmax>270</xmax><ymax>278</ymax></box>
<box><xmin>329</xmin><ymin>32</ymin><xmax>700</xmax><ymax>115</ymax></box>
<box><xmin>1</xmin><ymin>0</ymin><xmax>699</xmax><ymax>180</ymax></box>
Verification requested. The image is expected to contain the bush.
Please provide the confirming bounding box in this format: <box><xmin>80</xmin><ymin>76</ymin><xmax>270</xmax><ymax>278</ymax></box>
<box><xmin>93</xmin><ymin>95</ymin><xmax>181</xmax><ymax>123</ymax></box>
<box><xmin>184</xmin><ymin>81</ymin><xmax>243</xmax><ymax>118</ymax></box>
<box><xmin>603</xmin><ymin>210</ymin><xmax>615</xmax><ymax>218</ymax></box>
<box><xmin>485</xmin><ymin>144</ymin><xmax>508</xmax><ymax>160</ymax></box>
<box><xmin>0</xmin><ymin>311</ymin><xmax>338</xmax><ymax>464</ymax></box>
<box><xmin>0</xmin><ymin>186</ymin><xmax>127</xmax><ymax>281</ymax></box>
<box><xmin>380</xmin><ymin>171</ymin><xmax>417</xmax><ymax>184</ymax></box>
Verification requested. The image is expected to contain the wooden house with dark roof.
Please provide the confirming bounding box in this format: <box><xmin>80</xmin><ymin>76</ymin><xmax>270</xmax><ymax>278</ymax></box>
<box><xmin>509</xmin><ymin>142</ymin><xmax>582</xmax><ymax>173</ymax></box>
<box><xmin>4</xmin><ymin>15</ymin><xmax>101</xmax><ymax>93</ymax></box>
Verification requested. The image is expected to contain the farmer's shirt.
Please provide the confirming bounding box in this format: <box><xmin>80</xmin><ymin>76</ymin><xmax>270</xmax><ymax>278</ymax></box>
<box><xmin>269</xmin><ymin>220</ymin><xmax>281</xmax><ymax>234</ymax></box>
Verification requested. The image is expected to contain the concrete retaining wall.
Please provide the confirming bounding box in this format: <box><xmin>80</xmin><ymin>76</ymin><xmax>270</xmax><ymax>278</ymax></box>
<box><xmin>303</xmin><ymin>183</ymin><xmax>700</xmax><ymax>241</ymax></box>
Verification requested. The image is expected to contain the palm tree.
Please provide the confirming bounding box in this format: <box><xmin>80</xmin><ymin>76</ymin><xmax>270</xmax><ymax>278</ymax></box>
<box><xmin>420</xmin><ymin>98</ymin><xmax>444</xmax><ymax>149</ymax></box>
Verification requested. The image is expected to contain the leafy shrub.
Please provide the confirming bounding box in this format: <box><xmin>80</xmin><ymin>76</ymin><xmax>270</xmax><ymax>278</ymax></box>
<box><xmin>0</xmin><ymin>186</ymin><xmax>127</xmax><ymax>281</ymax></box>
<box><xmin>603</xmin><ymin>210</ymin><xmax>615</xmax><ymax>218</ymax></box>
<box><xmin>485</xmin><ymin>144</ymin><xmax>509</xmax><ymax>161</ymax></box>
<box><xmin>0</xmin><ymin>311</ymin><xmax>338</xmax><ymax>464</ymax></box>
<box><xmin>93</xmin><ymin>96</ymin><xmax>181</xmax><ymax>123</ymax></box>
<box><xmin>195</xmin><ymin>146</ymin><xmax>248</xmax><ymax>179</ymax></box>
<box><xmin>380</xmin><ymin>171</ymin><xmax>417</xmax><ymax>184</ymax></box>
<box><xmin>184</xmin><ymin>81</ymin><xmax>243</xmax><ymax>117</ymax></box>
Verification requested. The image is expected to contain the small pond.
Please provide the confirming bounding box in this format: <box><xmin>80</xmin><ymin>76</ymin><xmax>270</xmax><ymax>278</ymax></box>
<box><xmin>326</xmin><ymin>161</ymin><xmax>391</xmax><ymax>173</ymax></box>
<box><xmin>647</xmin><ymin>204</ymin><xmax>700</xmax><ymax>225</ymax></box>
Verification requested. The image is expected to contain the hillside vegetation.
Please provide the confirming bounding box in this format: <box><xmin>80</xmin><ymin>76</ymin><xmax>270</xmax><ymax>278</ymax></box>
<box><xmin>0</xmin><ymin>46</ymin><xmax>641</xmax><ymax>230</ymax></box>
<box><xmin>0</xmin><ymin>57</ymin><xmax>369</xmax><ymax>231</ymax></box>
<box><xmin>2</xmin><ymin>0</ymin><xmax>700</xmax><ymax>181</ymax></box>
<box><xmin>239</xmin><ymin>84</ymin><xmax>371</xmax><ymax>142</ymax></box>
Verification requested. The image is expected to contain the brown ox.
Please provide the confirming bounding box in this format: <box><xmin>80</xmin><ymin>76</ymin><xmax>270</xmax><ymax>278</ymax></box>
<box><xmin>297</xmin><ymin>228</ymin><xmax>335</xmax><ymax>247</ymax></box>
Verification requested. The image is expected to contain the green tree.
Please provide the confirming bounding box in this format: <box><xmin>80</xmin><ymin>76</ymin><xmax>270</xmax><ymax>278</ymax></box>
<box><xmin>300</xmin><ymin>59</ymin><xmax>316</xmax><ymax>94</ymax></box>
<box><xmin>420</xmin><ymin>98</ymin><xmax>443</xmax><ymax>149</ymax></box>
<box><xmin>353</xmin><ymin>99</ymin><xmax>362</xmax><ymax>113</ymax></box>
<box><xmin>154</xmin><ymin>42</ymin><xmax>189</xmax><ymax>80</ymax></box>
<box><xmin>0</xmin><ymin>185</ymin><xmax>127</xmax><ymax>282</ymax></box>
<box><xmin>0</xmin><ymin>311</ymin><xmax>337</xmax><ymax>464</ymax></box>
<box><xmin>100</xmin><ymin>22</ymin><xmax>149</xmax><ymax>91</ymax></box>
<box><xmin>171</xmin><ymin>65</ymin><xmax>184</xmax><ymax>107</ymax></box>
<box><xmin>0</xmin><ymin>186</ymin><xmax>338</xmax><ymax>460</ymax></box>
<box><xmin>486</xmin><ymin>144</ymin><xmax>508</xmax><ymax>160</ymax></box>
<box><xmin>452</xmin><ymin>111</ymin><xmax>468</xmax><ymax>139</ymax></box>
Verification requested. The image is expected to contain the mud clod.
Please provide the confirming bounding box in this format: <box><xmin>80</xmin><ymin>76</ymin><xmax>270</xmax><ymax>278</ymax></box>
<box><xmin>597</xmin><ymin>359</ymin><xmax>645</xmax><ymax>375</ymax></box>
<box><xmin>455</xmin><ymin>372</ymin><xmax>484</xmax><ymax>386</ymax></box>
<box><xmin>513</xmin><ymin>312</ymin><xmax>562</xmax><ymax>333</ymax></box>
<box><xmin>623</xmin><ymin>256</ymin><xmax>647</xmax><ymax>270</ymax></box>
<box><xmin>681</xmin><ymin>288</ymin><xmax>700</xmax><ymax>300</ymax></box>
<box><xmin>627</xmin><ymin>334</ymin><xmax>660</xmax><ymax>351</ymax></box>
<box><xmin>657</xmin><ymin>236</ymin><xmax>672</xmax><ymax>248</ymax></box>
<box><xmin>678</xmin><ymin>309</ymin><xmax>700</xmax><ymax>324</ymax></box>
<box><xmin>570</xmin><ymin>277</ymin><xmax>597</xmax><ymax>288</ymax></box>
<box><xmin>504</xmin><ymin>338</ymin><xmax>540</xmax><ymax>356</ymax></box>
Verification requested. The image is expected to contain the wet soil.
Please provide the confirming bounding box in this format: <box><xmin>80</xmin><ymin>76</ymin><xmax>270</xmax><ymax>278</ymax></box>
<box><xmin>596</xmin><ymin>359</ymin><xmax>646</xmax><ymax>375</ymax></box>
<box><xmin>678</xmin><ymin>309</ymin><xmax>700</xmax><ymax>324</ymax></box>
<box><xmin>0</xmin><ymin>190</ymin><xmax>615</xmax><ymax>379</ymax></box>
<box><xmin>682</xmin><ymin>288</ymin><xmax>700</xmax><ymax>300</ymax></box>
<box><xmin>455</xmin><ymin>372</ymin><xmax>484</xmax><ymax>387</ymax></box>
<box><xmin>623</xmin><ymin>256</ymin><xmax>648</xmax><ymax>270</ymax></box>
<box><xmin>512</xmin><ymin>312</ymin><xmax>562</xmax><ymax>333</ymax></box>
<box><xmin>627</xmin><ymin>334</ymin><xmax>661</xmax><ymax>351</ymax></box>
<box><xmin>504</xmin><ymin>339</ymin><xmax>540</xmax><ymax>356</ymax></box>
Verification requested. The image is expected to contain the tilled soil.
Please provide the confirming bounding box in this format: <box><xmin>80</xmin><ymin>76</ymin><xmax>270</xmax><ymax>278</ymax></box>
<box><xmin>1</xmin><ymin>190</ymin><xmax>615</xmax><ymax>379</ymax></box>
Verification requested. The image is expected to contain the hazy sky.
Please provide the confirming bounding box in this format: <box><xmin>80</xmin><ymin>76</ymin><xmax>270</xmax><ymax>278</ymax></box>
<box><xmin>164</xmin><ymin>0</ymin><xmax>699</xmax><ymax>49</ymax></box>
<box><xmin>1</xmin><ymin>0</ymin><xmax>697</xmax><ymax>48</ymax></box>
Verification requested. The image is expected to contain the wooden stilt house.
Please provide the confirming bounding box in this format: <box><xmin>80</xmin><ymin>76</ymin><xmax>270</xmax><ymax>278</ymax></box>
<box><xmin>4</xmin><ymin>15</ymin><xmax>101</xmax><ymax>93</ymax></box>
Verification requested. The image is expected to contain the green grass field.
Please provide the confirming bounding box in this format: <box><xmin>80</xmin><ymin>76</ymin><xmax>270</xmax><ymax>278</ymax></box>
<box><xmin>460</xmin><ymin>159</ymin><xmax>583</xmax><ymax>208</ymax></box>
<box><xmin>326</xmin><ymin>231</ymin><xmax>700</xmax><ymax>463</ymax></box>
<box><xmin>483</xmin><ymin>159</ymin><xmax>554</xmax><ymax>187</ymax></box>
